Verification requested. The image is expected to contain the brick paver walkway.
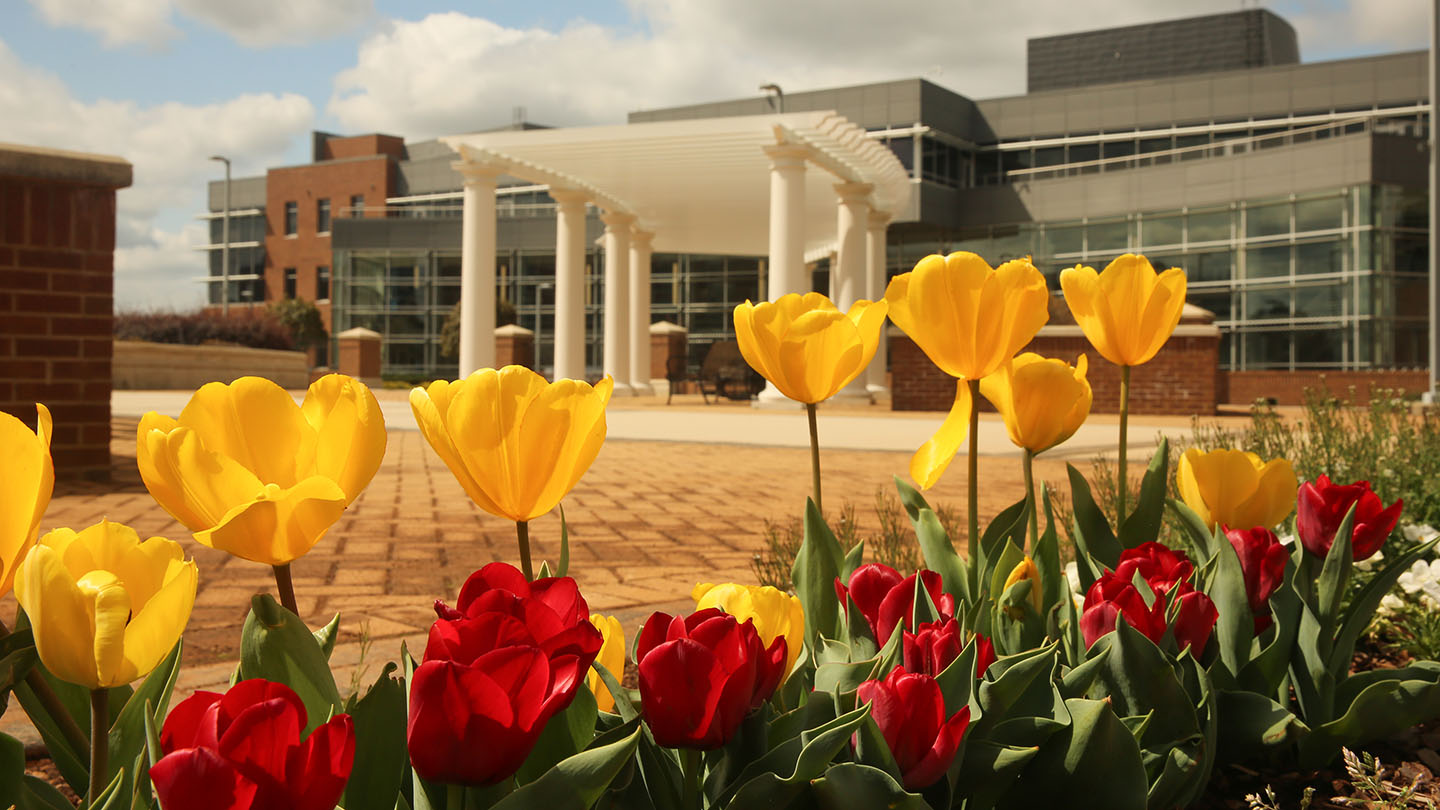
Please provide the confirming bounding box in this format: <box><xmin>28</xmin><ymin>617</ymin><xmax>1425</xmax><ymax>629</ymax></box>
<box><xmin>1</xmin><ymin>411</ymin><xmax>1078</xmax><ymax>744</ymax></box>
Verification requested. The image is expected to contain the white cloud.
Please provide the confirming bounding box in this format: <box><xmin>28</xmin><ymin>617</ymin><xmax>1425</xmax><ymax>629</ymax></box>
<box><xmin>25</xmin><ymin>0</ymin><xmax>374</xmax><ymax>48</ymax></box>
<box><xmin>0</xmin><ymin>39</ymin><xmax>314</xmax><ymax>310</ymax></box>
<box><xmin>329</xmin><ymin>0</ymin><xmax>1430</xmax><ymax>138</ymax></box>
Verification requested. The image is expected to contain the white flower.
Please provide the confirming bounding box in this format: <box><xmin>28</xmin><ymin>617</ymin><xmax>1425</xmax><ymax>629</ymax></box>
<box><xmin>1356</xmin><ymin>549</ymin><xmax>1384</xmax><ymax>571</ymax></box>
<box><xmin>1381</xmin><ymin>593</ymin><xmax>1406</xmax><ymax>614</ymax></box>
<box><xmin>1404</xmin><ymin>523</ymin><xmax>1439</xmax><ymax>544</ymax></box>
<box><xmin>1396</xmin><ymin>559</ymin><xmax>1440</xmax><ymax>603</ymax></box>
<box><xmin>1277</xmin><ymin>533</ymin><xmax>1296</xmax><ymax>547</ymax></box>
<box><xmin>1064</xmin><ymin>561</ymin><xmax>1080</xmax><ymax>593</ymax></box>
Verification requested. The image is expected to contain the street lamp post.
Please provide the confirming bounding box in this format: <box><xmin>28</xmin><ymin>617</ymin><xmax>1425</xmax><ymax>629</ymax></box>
<box><xmin>760</xmin><ymin>83</ymin><xmax>784</xmax><ymax>114</ymax></box>
<box><xmin>209</xmin><ymin>155</ymin><xmax>231</xmax><ymax>316</ymax></box>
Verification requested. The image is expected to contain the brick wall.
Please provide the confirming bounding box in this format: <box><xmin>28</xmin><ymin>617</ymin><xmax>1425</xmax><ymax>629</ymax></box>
<box><xmin>890</xmin><ymin>325</ymin><xmax>1221</xmax><ymax>416</ymax></box>
<box><xmin>1221</xmin><ymin>369</ymin><xmax>1430</xmax><ymax>405</ymax></box>
<box><xmin>0</xmin><ymin>144</ymin><xmax>131</xmax><ymax>480</ymax></box>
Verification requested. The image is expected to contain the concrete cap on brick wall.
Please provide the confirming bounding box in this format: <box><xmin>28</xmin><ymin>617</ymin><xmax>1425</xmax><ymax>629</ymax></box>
<box><xmin>0</xmin><ymin>142</ymin><xmax>132</xmax><ymax>188</ymax></box>
<box><xmin>1179</xmin><ymin>303</ymin><xmax>1215</xmax><ymax>324</ymax></box>
<box><xmin>495</xmin><ymin>323</ymin><xmax>534</xmax><ymax>337</ymax></box>
<box><xmin>649</xmin><ymin>320</ymin><xmax>686</xmax><ymax>335</ymax></box>
<box><xmin>337</xmin><ymin>327</ymin><xmax>382</xmax><ymax>341</ymax></box>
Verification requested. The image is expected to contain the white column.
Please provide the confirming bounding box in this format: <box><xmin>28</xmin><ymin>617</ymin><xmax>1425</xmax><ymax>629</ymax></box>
<box><xmin>629</xmin><ymin>228</ymin><xmax>655</xmax><ymax>395</ymax></box>
<box><xmin>551</xmin><ymin>188</ymin><xmax>589</xmax><ymax>382</ymax></box>
<box><xmin>454</xmin><ymin>162</ymin><xmax>502</xmax><ymax>376</ymax></box>
<box><xmin>601</xmin><ymin>211</ymin><xmax>635</xmax><ymax>394</ymax></box>
<box><xmin>833</xmin><ymin>182</ymin><xmax>873</xmax><ymax>403</ymax></box>
<box><xmin>763</xmin><ymin>143</ymin><xmax>809</xmax><ymax>298</ymax></box>
<box><xmin>758</xmin><ymin>143</ymin><xmax>809</xmax><ymax>407</ymax></box>
<box><xmin>867</xmin><ymin>210</ymin><xmax>892</xmax><ymax>394</ymax></box>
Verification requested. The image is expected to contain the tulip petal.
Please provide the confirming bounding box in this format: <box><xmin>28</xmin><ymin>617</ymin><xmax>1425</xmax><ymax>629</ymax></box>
<box><xmin>159</xmin><ymin>691</ymin><xmax>224</xmax><ymax>754</ymax></box>
<box><xmin>178</xmin><ymin>377</ymin><xmax>313</xmax><ymax>488</ymax></box>
<box><xmin>587</xmin><ymin>614</ymin><xmax>624</xmax><ymax>713</ymax></box>
<box><xmin>151</xmin><ymin>746</ymin><xmax>260</xmax><ymax>810</ymax></box>
<box><xmin>0</xmin><ymin>404</ymin><xmax>52</xmax><ymax>597</ymax></box>
<box><xmin>1134</xmin><ymin>267</ymin><xmax>1187</xmax><ymax>365</ymax></box>
<box><xmin>526</xmin><ymin>379</ymin><xmax>610</xmax><ymax>521</ymax></box>
<box><xmin>15</xmin><ymin>545</ymin><xmax>105</xmax><ymax>688</ymax></box>
<box><xmin>139</xmin><ymin>424</ymin><xmax>267</xmax><ymax>533</ymax></box>
<box><xmin>409</xmin><ymin>383</ymin><xmax>507</xmax><ymax>517</ymax></box>
<box><xmin>302</xmin><ymin>374</ymin><xmax>387</xmax><ymax>505</ymax></box>
<box><xmin>910</xmin><ymin>381</ymin><xmax>972</xmax><ymax>490</ymax></box>
<box><xmin>124</xmin><ymin>557</ymin><xmax>197</xmax><ymax>683</ymax></box>
<box><xmin>194</xmin><ymin>477</ymin><xmax>348</xmax><ymax>565</ymax></box>
<box><xmin>287</xmin><ymin>714</ymin><xmax>355</xmax><ymax>810</ymax></box>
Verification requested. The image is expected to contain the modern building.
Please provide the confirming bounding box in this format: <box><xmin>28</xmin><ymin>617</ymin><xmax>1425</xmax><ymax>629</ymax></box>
<box><xmin>199</xmin><ymin>8</ymin><xmax>1431</xmax><ymax>383</ymax></box>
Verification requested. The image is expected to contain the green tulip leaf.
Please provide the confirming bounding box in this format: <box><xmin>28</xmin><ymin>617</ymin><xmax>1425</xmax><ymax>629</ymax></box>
<box><xmin>590</xmin><ymin>660</ymin><xmax>639</xmax><ymax>722</ymax></box>
<box><xmin>719</xmin><ymin>705</ymin><xmax>871</xmax><ymax>809</ymax></box>
<box><xmin>106</xmin><ymin>639</ymin><xmax>183</xmax><ymax>805</ymax></box>
<box><xmin>814</xmin><ymin>657</ymin><xmax>878</xmax><ymax>696</ymax></box>
<box><xmin>1118</xmin><ymin>438</ymin><xmax>1169</xmax><ymax>550</ymax></box>
<box><xmin>851</xmin><ymin>714</ymin><xmax>904</xmax><ymax>784</ymax></box>
<box><xmin>767</xmin><ymin>696</ymin><xmax>838</xmax><ymax>750</ymax></box>
<box><xmin>86</xmin><ymin>765</ymin><xmax>127</xmax><ymax>810</ymax></box>
<box><xmin>143</xmin><ymin>699</ymin><xmax>163</xmax><ymax>780</ymax></box>
<box><xmin>1166</xmin><ymin>498</ymin><xmax>1217</xmax><ymax>562</ymax></box>
<box><xmin>488</xmin><ymin>723</ymin><xmax>641</xmax><ymax>810</ymax></box>
<box><xmin>537</xmin><ymin>560</ymin><xmax>554</xmax><ymax>579</ymax></box>
<box><xmin>312</xmin><ymin>613</ymin><xmax>342</xmax><ymax>661</ymax></box>
<box><xmin>0</xmin><ymin>628</ymin><xmax>37</xmax><ymax>715</ymax></box>
<box><xmin>0</xmin><ymin>731</ymin><xmax>23</xmax><ymax>809</ymax></box>
<box><xmin>516</xmin><ymin>681</ymin><xmax>598</xmax><ymax>785</ymax></box>
<box><xmin>953</xmin><ymin>740</ymin><xmax>1039</xmax><ymax>807</ymax></box>
<box><xmin>1328</xmin><ymin>536</ymin><xmax>1440</xmax><ymax>678</ymax></box>
<box><xmin>1313</xmin><ymin>671</ymin><xmax>1440</xmax><ymax>759</ymax></box>
<box><xmin>558</xmin><ymin>504</ymin><xmax>570</xmax><ymax>578</ymax></box>
<box><xmin>844</xmin><ymin>594</ymin><xmax>879</xmax><ymax>661</ymax></box>
<box><xmin>988</xmin><ymin>539</ymin><xmax>1025</xmax><ymax>611</ymax></box>
<box><xmin>974</xmin><ymin>644</ymin><xmax>1058</xmax><ymax>737</ymax></box>
<box><xmin>842</xmin><ymin>539</ymin><xmax>865</xmax><ymax>582</ymax></box>
<box><xmin>401</xmin><ymin>643</ymin><xmax>446</xmax><ymax>810</ymax></box>
<box><xmin>912</xmin><ymin>572</ymin><xmax>942</xmax><ymax>629</ymax></box>
<box><xmin>238</xmin><ymin>593</ymin><xmax>344</xmax><ymax>737</ymax></box>
<box><xmin>1059</xmin><ymin>648</ymin><xmax>1110</xmax><ymax>699</ymax></box>
<box><xmin>1087</xmin><ymin>619</ymin><xmax>1200</xmax><ymax>752</ymax></box>
<box><xmin>10</xmin><ymin>654</ymin><xmax>103</xmax><ymax>794</ymax></box>
<box><xmin>1209</xmin><ymin>534</ymin><xmax>1255</xmax><ymax>681</ymax></box>
<box><xmin>895</xmin><ymin>476</ymin><xmax>967</xmax><ymax>604</ymax></box>
<box><xmin>1034</xmin><ymin>488</ymin><xmax>1064</xmax><ymax>615</ymax></box>
<box><xmin>22</xmin><ymin>776</ymin><xmax>74</xmax><ymax>810</ymax></box>
<box><xmin>1006</xmin><ymin>698</ymin><xmax>1149</xmax><ymax>809</ymax></box>
<box><xmin>989</xmin><ymin>715</ymin><xmax>1069</xmax><ymax>749</ymax></box>
<box><xmin>341</xmin><ymin>662</ymin><xmax>408</xmax><ymax>810</ymax></box>
<box><xmin>979</xmin><ymin>497</ymin><xmax>1030</xmax><ymax>596</ymax></box>
<box><xmin>934</xmin><ymin>637</ymin><xmax>979</xmax><ymax>717</ymax></box>
<box><xmin>1068</xmin><ymin>464</ymin><xmax>1121</xmax><ymax>570</ymax></box>
<box><xmin>793</xmin><ymin>498</ymin><xmax>844</xmax><ymax>643</ymax></box>
<box><xmin>1215</xmin><ymin>690</ymin><xmax>1306</xmax><ymax>763</ymax></box>
<box><xmin>1314</xmin><ymin>504</ymin><xmax>1356</xmax><ymax>636</ymax></box>
<box><xmin>811</xmin><ymin>763</ymin><xmax>930</xmax><ymax>810</ymax></box>
<box><xmin>1239</xmin><ymin>568</ymin><xmax>1303</xmax><ymax>695</ymax></box>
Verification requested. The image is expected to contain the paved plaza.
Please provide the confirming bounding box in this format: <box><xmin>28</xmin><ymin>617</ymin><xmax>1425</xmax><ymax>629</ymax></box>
<box><xmin>2</xmin><ymin>390</ymin><xmax>1232</xmax><ymax>744</ymax></box>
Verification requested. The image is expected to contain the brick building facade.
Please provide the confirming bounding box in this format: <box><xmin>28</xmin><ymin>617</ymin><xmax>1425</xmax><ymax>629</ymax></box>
<box><xmin>0</xmin><ymin>143</ymin><xmax>130</xmax><ymax>480</ymax></box>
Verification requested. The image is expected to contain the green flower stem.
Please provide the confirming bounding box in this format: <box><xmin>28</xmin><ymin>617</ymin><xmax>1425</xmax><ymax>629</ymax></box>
<box><xmin>806</xmin><ymin>402</ymin><xmax>823</xmax><ymax>516</ymax></box>
<box><xmin>0</xmin><ymin>619</ymin><xmax>90</xmax><ymax>757</ymax></box>
<box><xmin>968</xmin><ymin>378</ymin><xmax>981</xmax><ymax>582</ymax></box>
<box><xmin>272</xmin><ymin>563</ymin><xmax>299</xmax><ymax>615</ymax></box>
<box><xmin>1023</xmin><ymin>449</ymin><xmax>1039</xmax><ymax>552</ymax></box>
<box><xmin>448</xmin><ymin>783</ymin><xmax>466</xmax><ymax>810</ymax></box>
<box><xmin>681</xmin><ymin>747</ymin><xmax>703</xmax><ymax>810</ymax></box>
<box><xmin>1118</xmin><ymin>364</ymin><xmax>1131</xmax><ymax>525</ymax></box>
<box><xmin>89</xmin><ymin>688</ymin><xmax>108</xmax><ymax>804</ymax></box>
<box><xmin>516</xmin><ymin>520</ymin><xmax>534</xmax><ymax>581</ymax></box>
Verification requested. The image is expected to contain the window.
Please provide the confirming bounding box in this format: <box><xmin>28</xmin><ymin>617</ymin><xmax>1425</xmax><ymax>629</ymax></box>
<box><xmin>317</xmin><ymin>198</ymin><xmax>331</xmax><ymax>233</ymax></box>
<box><xmin>350</xmin><ymin>194</ymin><xmax>365</xmax><ymax>217</ymax></box>
<box><xmin>316</xmin><ymin>266</ymin><xmax>330</xmax><ymax>300</ymax></box>
<box><xmin>284</xmin><ymin>202</ymin><xmax>297</xmax><ymax>235</ymax></box>
<box><xmin>284</xmin><ymin>268</ymin><xmax>297</xmax><ymax>299</ymax></box>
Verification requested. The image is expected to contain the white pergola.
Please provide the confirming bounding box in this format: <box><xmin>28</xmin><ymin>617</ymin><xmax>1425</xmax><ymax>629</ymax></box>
<box><xmin>439</xmin><ymin>111</ymin><xmax>911</xmax><ymax>399</ymax></box>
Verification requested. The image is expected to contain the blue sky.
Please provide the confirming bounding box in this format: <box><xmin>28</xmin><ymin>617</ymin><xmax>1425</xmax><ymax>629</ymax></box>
<box><xmin>0</xmin><ymin>0</ymin><xmax>1427</xmax><ymax>310</ymax></box>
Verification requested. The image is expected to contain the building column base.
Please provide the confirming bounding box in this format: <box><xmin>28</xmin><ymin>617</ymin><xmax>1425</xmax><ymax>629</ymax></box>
<box><xmin>629</xmin><ymin>381</ymin><xmax>656</xmax><ymax>396</ymax></box>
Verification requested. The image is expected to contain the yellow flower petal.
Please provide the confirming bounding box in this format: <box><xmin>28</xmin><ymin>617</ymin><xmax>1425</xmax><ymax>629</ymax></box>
<box><xmin>0</xmin><ymin>404</ymin><xmax>53</xmax><ymax>598</ymax></box>
<box><xmin>1176</xmin><ymin>448</ymin><xmax>1296</xmax><ymax>530</ymax></box>
<box><xmin>138</xmin><ymin>425</ymin><xmax>267</xmax><ymax>532</ymax></box>
<box><xmin>408</xmin><ymin>383</ymin><xmax>505</xmax><ymax>516</ymax></box>
<box><xmin>177</xmin><ymin>377</ymin><xmax>313</xmax><ymax>488</ymax></box>
<box><xmin>980</xmin><ymin>353</ymin><xmax>1091</xmax><ymax>454</ymax></box>
<box><xmin>1063</xmin><ymin>254</ymin><xmax>1187</xmax><ymax>367</ymax></box>
<box><xmin>302</xmin><ymin>374</ymin><xmax>387</xmax><ymax>505</ymax></box>
<box><xmin>732</xmin><ymin>293</ymin><xmax>884</xmax><ymax>404</ymax></box>
<box><xmin>194</xmin><ymin>477</ymin><xmax>348</xmax><ymax>565</ymax></box>
<box><xmin>587</xmin><ymin>614</ymin><xmax>624</xmax><ymax>713</ymax></box>
<box><xmin>694</xmin><ymin>583</ymin><xmax>805</xmax><ymax>679</ymax></box>
<box><xmin>16</xmin><ymin>544</ymin><xmax>102</xmax><ymax>688</ymax></box>
<box><xmin>123</xmin><ymin>554</ymin><xmax>196</xmax><ymax>685</ymax></box>
<box><xmin>910</xmin><ymin>380</ymin><xmax>972</xmax><ymax>490</ymax></box>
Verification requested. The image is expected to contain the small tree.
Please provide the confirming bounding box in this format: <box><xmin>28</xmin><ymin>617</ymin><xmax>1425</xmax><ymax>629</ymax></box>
<box><xmin>438</xmin><ymin>298</ymin><xmax>518</xmax><ymax>362</ymax></box>
<box><xmin>267</xmin><ymin>299</ymin><xmax>328</xmax><ymax>351</ymax></box>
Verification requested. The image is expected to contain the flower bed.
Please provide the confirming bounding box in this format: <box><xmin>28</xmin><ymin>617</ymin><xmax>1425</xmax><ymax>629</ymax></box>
<box><xmin>3</xmin><ymin>252</ymin><xmax>1439</xmax><ymax>809</ymax></box>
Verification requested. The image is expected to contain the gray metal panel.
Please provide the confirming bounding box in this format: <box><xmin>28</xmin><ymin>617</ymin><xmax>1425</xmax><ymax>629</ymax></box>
<box><xmin>332</xmin><ymin>218</ymin><xmax>463</xmax><ymax>250</ymax></box>
<box><xmin>207</xmin><ymin>176</ymin><xmax>267</xmax><ymax>211</ymax></box>
<box><xmin>1372</xmin><ymin>133</ymin><xmax>1428</xmax><ymax>190</ymax></box>
<box><xmin>396</xmin><ymin>155</ymin><xmax>462</xmax><ymax>196</ymax></box>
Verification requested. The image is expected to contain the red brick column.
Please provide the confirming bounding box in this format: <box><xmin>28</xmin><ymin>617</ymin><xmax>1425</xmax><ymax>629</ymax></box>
<box><xmin>337</xmin><ymin>327</ymin><xmax>382</xmax><ymax>387</ymax></box>
<box><xmin>649</xmin><ymin>321</ymin><xmax>687</xmax><ymax>395</ymax></box>
<box><xmin>495</xmin><ymin>324</ymin><xmax>534</xmax><ymax>370</ymax></box>
<box><xmin>0</xmin><ymin>145</ymin><xmax>131</xmax><ymax>480</ymax></box>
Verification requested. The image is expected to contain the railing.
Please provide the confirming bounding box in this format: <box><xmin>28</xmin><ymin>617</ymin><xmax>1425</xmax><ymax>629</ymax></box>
<box><xmin>336</xmin><ymin>202</ymin><xmax>563</xmax><ymax>220</ymax></box>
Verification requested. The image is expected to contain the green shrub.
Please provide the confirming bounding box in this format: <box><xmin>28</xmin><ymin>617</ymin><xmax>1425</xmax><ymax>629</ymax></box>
<box><xmin>114</xmin><ymin>309</ymin><xmax>294</xmax><ymax>350</ymax></box>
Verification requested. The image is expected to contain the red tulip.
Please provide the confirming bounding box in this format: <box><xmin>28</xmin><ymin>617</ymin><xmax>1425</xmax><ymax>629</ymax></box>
<box><xmin>856</xmin><ymin>667</ymin><xmax>970</xmax><ymax>791</ymax></box>
<box><xmin>408</xmin><ymin>563</ymin><xmax>603</xmax><ymax>785</ymax></box>
<box><xmin>150</xmin><ymin>679</ymin><xmax>354</xmax><ymax>810</ymax></box>
<box><xmin>1080</xmin><ymin>574</ymin><xmax>1164</xmax><ymax>648</ymax></box>
<box><xmin>975</xmin><ymin>634</ymin><xmax>997</xmax><ymax>678</ymax></box>
<box><xmin>1169</xmin><ymin>583</ymin><xmax>1220</xmax><ymax>654</ymax></box>
<box><xmin>903</xmin><ymin>618</ymin><xmax>962</xmax><ymax>677</ymax></box>
<box><xmin>1297</xmin><ymin>474</ymin><xmax>1403</xmax><ymax>561</ymax></box>
<box><xmin>836</xmin><ymin>564</ymin><xmax>955</xmax><ymax>645</ymax></box>
<box><xmin>1114</xmin><ymin>541</ymin><xmax>1194</xmax><ymax>596</ymax></box>
<box><xmin>1225</xmin><ymin>525</ymin><xmax>1288</xmax><ymax>633</ymax></box>
<box><xmin>635</xmin><ymin>608</ymin><xmax>787</xmax><ymax>749</ymax></box>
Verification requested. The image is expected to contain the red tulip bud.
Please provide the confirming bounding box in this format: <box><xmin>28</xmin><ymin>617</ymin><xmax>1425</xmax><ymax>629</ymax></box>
<box><xmin>856</xmin><ymin>667</ymin><xmax>970</xmax><ymax>790</ymax></box>
<box><xmin>836</xmin><ymin>564</ymin><xmax>955</xmax><ymax>645</ymax></box>
<box><xmin>1224</xmin><ymin>525</ymin><xmax>1288</xmax><ymax>632</ymax></box>
<box><xmin>1297</xmin><ymin>475</ymin><xmax>1403</xmax><ymax>561</ymax></box>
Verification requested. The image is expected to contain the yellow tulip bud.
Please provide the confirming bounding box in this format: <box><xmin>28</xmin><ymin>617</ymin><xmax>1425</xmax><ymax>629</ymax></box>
<box><xmin>732</xmin><ymin>293</ymin><xmax>888</xmax><ymax>404</ymax></box>
<box><xmin>15</xmin><ymin>520</ymin><xmax>197</xmax><ymax>689</ymax></box>
<box><xmin>1177</xmin><ymin>448</ymin><xmax>1298</xmax><ymax>531</ymax></box>
<box><xmin>0</xmin><ymin>404</ymin><xmax>52</xmax><ymax>598</ymax></box>
<box><xmin>1002</xmin><ymin>556</ymin><xmax>1043</xmax><ymax>617</ymax></box>
<box><xmin>587</xmin><ymin>614</ymin><xmax>625</xmax><ymax>713</ymax></box>
<box><xmin>1060</xmin><ymin>254</ymin><xmax>1188</xmax><ymax>368</ymax></box>
<box><xmin>137</xmin><ymin>375</ymin><xmax>386</xmax><ymax>566</ymax></box>
<box><xmin>979</xmin><ymin>353</ymin><xmax>1093</xmax><ymax>455</ymax></box>
<box><xmin>410</xmin><ymin>366</ymin><xmax>613</xmax><ymax>523</ymax></box>
<box><xmin>885</xmin><ymin>252</ymin><xmax>1049</xmax><ymax>382</ymax></box>
<box><xmin>693</xmin><ymin>582</ymin><xmax>806</xmax><ymax>679</ymax></box>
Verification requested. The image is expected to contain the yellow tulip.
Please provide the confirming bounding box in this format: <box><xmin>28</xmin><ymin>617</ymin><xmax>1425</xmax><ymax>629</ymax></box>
<box><xmin>1060</xmin><ymin>254</ymin><xmax>1187</xmax><ymax>368</ymax></box>
<box><xmin>979</xmin><ymin>353</ymin><xmax>1093</xmax><ymax>455</ymax></box>
<box><xmin>1177</xmin><ymin>448</ymin><xmax>1298</xmax><ymax>530</ymax></box>
<box><xmin>137</xmin><ymin>374</ymin><xmax>386</xmax><ymax>566</ymax></box>
<box><xmin>588</xmin><ymin>614</ymin><xmax>624</xmax><ymax>713</ymax></box>
<box><xmin>14</xmin><ymin>520</ymin><xmax>196</xmax><ymax>689</ymax></box>
<box><xmin>410</xmin><ymin>365</ymin><xmax>613</xmax><ymax>522</ymax></box>
<box><xmin>1002</xmin><ymin>556</ymin><xmax>1043</xmax><ymax>617</ymax></box>
<box><xmin>693</xmin><ymin>582</ymin><xmax>805</xmax><ymax>678</ymax></box>
<box><xmin>885</xmin><ymin>252</ymin><xmax>1050</xmax><ymax>382</ymax></box>
<box><xmin>732</xmin><ymin>293</ymin><xmax>888</xmax><ymax>404</ymax></box>
<box><xmin>0</xmin><ymin>404</ymin><xmax>52</xmax><ymax>598</ymax></box>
